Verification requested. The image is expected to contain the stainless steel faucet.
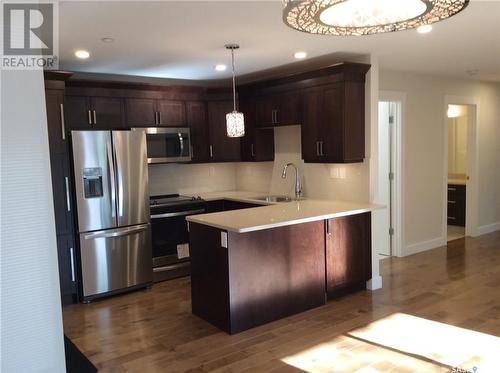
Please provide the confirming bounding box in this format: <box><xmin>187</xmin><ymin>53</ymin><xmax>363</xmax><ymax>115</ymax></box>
<box><xmin>282</xmin><ymin>163</ymin><xmax>302</xmax><ymax>200</ymax></box>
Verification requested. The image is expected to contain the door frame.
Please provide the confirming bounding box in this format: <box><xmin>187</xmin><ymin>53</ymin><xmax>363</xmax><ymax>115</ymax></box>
<box><xmin>443</xmin><ymin>96</ymin><xmax>480</xmax><ymax>238</ymax></box>
<box><xmin>379</xmin><ymin>91</ymin><xmax>405</xmax><ymax>257</ymax></box>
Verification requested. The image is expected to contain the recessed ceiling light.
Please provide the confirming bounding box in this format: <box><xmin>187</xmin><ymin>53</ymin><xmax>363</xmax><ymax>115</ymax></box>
<box><xmin>101</xmin><ymin>37</ymin><xmax>114</xmax><ymax>43</ymax></box>
<box><xmin>75</xmin><ymin>50</ymin><xmax>90</xmax><ymax>59</ymax></box>
<box><xmin>466</xmin><ymin>69</ymin><xmax>479</xmax><ymax>76</ymax></box>
<box><xmin>294</xmin><ymin>51</ymin><xmax>307</xmax><ymax>59</ymax></box>
<box><xmin>417</xmin><ymin>24</ymin><xmax>433</xmax><ymax>34</ymax></box>
<box><xmin>214</xmin><ymin>64</ymin><xmax>227</xmax><ymax>72</ymax></box>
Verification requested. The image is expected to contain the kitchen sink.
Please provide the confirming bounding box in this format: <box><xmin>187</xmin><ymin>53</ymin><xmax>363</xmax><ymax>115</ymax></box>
<box><xmin>254</xmin><ymin>195</ymin><xmax>293</xmax><ymax>203</ymax></box>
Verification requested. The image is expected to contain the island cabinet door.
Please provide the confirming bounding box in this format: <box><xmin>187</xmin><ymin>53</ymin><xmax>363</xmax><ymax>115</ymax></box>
<box><xmin>325</xmin><ymin>212</ymin><xmax>372</xmax><ymax>299</ymax></box>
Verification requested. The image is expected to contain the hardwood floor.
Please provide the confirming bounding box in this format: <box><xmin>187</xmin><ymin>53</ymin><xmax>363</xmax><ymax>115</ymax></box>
<box><xmin>63</xmin><ymin>231</ymin><xmax>500</xmax><ymax>372</ymax></box>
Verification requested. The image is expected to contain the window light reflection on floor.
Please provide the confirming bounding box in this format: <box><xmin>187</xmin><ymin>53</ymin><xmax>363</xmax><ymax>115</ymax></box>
<box><xmin>281</xmin><ymin>313</ymin><xmax>500</xmax><ymax>373</ymax></box>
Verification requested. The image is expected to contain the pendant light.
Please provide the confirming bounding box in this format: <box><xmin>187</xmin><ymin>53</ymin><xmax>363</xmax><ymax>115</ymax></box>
<box><xmin>225</xmin><ymin>43</ymin><xmax>245</xmax><ymax>138</ymax></box>
<box><xmin>283</xmin><ymin>0</ymin><xmax>469</xmax><ymax>36</ymax></box>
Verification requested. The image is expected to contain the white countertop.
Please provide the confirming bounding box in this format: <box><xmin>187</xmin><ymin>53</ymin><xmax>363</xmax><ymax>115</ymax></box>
<box><xmin>448</xmin><ymin>179</ymin><xmax>466</xmax><ymax>186</ymax></box>
<box><xmin>187</xmin><ymin>191</ymin><xmax>384</xmax><ymax>233</ymax></box>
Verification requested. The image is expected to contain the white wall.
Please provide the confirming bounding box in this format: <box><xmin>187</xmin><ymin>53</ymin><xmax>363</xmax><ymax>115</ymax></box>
<box><xmin>148</xmin><ymin>162</ymin><xmax>237</xmax><ymax>196</ymax></box>
<box><xmin>380</xmin><ymin>70</ymin><xmax>500</xmax><ymax>252</ymax></box>
<box><xmin>235</xmin><ymin>125</ymin><xmax>370</xmax><ymax>201</ymax></box>
<box><xmin>1</xmin><ymin>70</ymin><xmax>66</xmax><ymax>372</ymax></box>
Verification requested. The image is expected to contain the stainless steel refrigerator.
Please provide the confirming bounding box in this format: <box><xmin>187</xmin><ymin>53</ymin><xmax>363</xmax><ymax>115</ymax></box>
<box><xmin>71</xmin><ymin>130</ymin><xmax>152</xmax><ymax>302</ymax></box>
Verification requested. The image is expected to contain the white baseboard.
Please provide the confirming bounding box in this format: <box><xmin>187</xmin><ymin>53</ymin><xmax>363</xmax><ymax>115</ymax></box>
<box><xmin>404</xmin><ymin>236</ymin><xmax>447</xmax><ymax>257</ymax></box>
<box><xmin>474</xmin><ymin>222</ymin><xmax>500</xmax><ymax>237</ymax></box>
<box><xmin>366</xmin><ymin>276</ymin><xmax>382</xmax><ymax>291</ymax></box>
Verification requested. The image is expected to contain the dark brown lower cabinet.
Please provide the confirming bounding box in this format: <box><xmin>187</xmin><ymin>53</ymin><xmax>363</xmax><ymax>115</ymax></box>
<box><xmin>57</xmin><ymin>235</ymin><xmax>77</xmax><ymax>305</ymax></box>
<box><xmin>325</xmin><ymin>212</ymin><xmax>372</xmax><ymax>299</ymax></box>
<box><xmin>204</xmin><ymin>200</ymin><xmax>261</xmax><ymax>213</ymax></box>
<box><xmin>448</xmin><ymin>184</ymin><xmax>466</xmax><ymax>226</ymax></box>
<box><xmin>190</xmin><ymin>221</ymin><xmax>326</xmax><ymax>334</ymax></box>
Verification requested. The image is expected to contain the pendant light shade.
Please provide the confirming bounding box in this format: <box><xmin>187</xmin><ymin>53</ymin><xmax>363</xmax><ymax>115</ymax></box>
<box><xmin>225</xmin><ymin>44</ymin><xmax>245</xmax><ymax>138</ymax></box>
<box><xmin>283</xmin><ymin>0</ymin><xmax>469</xmax><ymax>36</ymax></box>
<box><xmin>226</xmin><ymin>111</ymin><xmax>245</xmax><ymax>137</ymax></box>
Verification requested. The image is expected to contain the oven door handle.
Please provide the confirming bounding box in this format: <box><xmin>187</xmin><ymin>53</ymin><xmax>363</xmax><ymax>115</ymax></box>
<box><xmin>151</xmin><ymin>209</ymin><xmax>205</xmax><ymax>219</ymax></box>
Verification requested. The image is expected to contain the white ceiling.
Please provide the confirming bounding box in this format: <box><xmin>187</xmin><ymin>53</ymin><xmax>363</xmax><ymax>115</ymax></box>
<box><xmin>59</xmin><ymin>1</ymin><xmax>500</xmax><ymax>82</ymax></box>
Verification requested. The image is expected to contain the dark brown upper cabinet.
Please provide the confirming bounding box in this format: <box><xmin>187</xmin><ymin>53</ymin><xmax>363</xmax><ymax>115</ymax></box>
<box><xmin>255</xmin><ymin>90</ymin><xmax>300</xmax><ymax>127</ymax></box>
<box><xmin>65</xmin><ymin>95</ymin><xmax>125</xmax><ymax>130</ymax></box>
<box><xmin>325</xmin><ymin>212</ymin><xmax>371</xmax><ymax>299</ymax></box>
<box><xmin>240</xmin><ymin>99</ymin><xmax>274</xmax><ymax>162</ymax></box>
<box><xmin>301</xmin><ymin>80</ymin><xmax>366</xmax><ymax>163</ymax></box>
<box><xmin>125</xmin><ymin>98</ymin><xmax>186</xmax><ymax>127</ymax></box>
<box><xmin>207</xmin><ymin>100</ymin><xmax>241</xmax><ymax>162</ymax></box>
<box><xmin>157</xmin><ymin>99</ymin><xmax>186</xmax><ymax>126</ymax></box>
<box><xmin>124</xmin><ymin>98</ymin><xmax>156</xmax><ymax>126</ymax></box>
<box><xmin>186</xmin><ymin>101</ymin><xmax>210</xmax><ymax>163</ymax></box>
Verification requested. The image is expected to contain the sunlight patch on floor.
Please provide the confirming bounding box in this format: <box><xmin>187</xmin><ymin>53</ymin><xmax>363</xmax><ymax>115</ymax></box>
<box><xmin>282</xmin><ymin>313</ymin><xmax>500</xmax><ymax>373</ymax></box>
<box><xmin>349</xmin><ymin>313</ymin><xmax>500</xmax><ymax>372</ymax></box>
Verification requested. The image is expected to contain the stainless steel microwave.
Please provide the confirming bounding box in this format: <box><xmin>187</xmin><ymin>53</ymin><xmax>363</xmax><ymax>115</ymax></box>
<box><xmin>136</xmin><ymin>127</ymin><xmax>192</xmax><ymax>164</ymax></box>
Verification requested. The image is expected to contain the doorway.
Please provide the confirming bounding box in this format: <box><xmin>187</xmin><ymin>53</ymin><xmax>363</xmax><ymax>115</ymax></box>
<box><xmin>444</xmin><ymin>98</ymin><xmax>478</xmax><ymax>242</ymax></box>
<box><xmin>378</xmin><ymin>93</ymin><xmax>404</xmax><ymax>258</ymax></box>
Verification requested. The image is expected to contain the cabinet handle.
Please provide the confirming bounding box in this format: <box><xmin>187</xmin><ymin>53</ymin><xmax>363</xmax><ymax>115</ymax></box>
<box><xmin>158</xmin><ymin>111</ymin><xmax>162</xmax><ymax>125</ymax></box>
<box><xmin>69</xmin><ymin>247</ymin><xmax>76</xmax><ymax>282</ymax></box>
<box><xmin>448</xmin><ymin>187</ymin><xmax>457</xmax><ymax>191</ymax></box>
<box><xmin>448</xmin><ymin>200</ymin><xmax>456</xmax><ymax>204</ymax></box>
<box><xmin>251</xmin><ymin>144</ymin><xmax>255</xmax><ymax>157</ymax></box>
<box><xmin>65</xmin><ymin>176</ymin><xmax>71</xmax><ymax>212</ymax></box>
<box><xmin>326</xmin><ymin>220</ymin><xmax>332</xmax><ymax>236</ymax></box>
<box><xmin>87</xmin><ymin>110</ymin><xmax>92</xmax><ymax>125</ymax></box>
<box><xmin>316</xmin><ymin>141</ymin><xmax>320</xmax><ymax>156</ymax></box>
<box><xmin>209</xmin><ymin>145</ymin><xmax>213</xmax><ymax>158</ymax></box>
<box><xmin>59</xmin><ymin>103</ymin><xmax>66</xmax><ymax>140</ymax></box>
<box><xmin>320</xmin><ymin>141</ymin><xmax>325</xmax><ymax>156</ymax></box>
<box><xmin>448</xmin><ymin>216</ymin><xmax>456</xmax><ymax>220</ymax></box>
<box><xmin>93</xmin><ymin>110</ymin><xmax>97</xmax><ymax>125</ymax></box>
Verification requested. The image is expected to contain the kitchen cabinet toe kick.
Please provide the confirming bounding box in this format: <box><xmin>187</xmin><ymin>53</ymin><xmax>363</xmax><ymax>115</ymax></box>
<box><xmin>189</xmin><ymin>212</ymin><xmax>371</xmax><ymax>334</ymax></box>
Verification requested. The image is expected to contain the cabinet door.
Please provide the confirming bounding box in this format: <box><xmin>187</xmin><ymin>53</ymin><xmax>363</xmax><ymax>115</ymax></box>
<box><xmin>255</xmin><ymin>95</ymin><xmax>278</xmax><ymax>127</ymax></box>
<box><xmin>57</xmin><ymin>234</ymin><xmax>77</xmax><ymax>305</ymax></box>
<box><xmin>125</xmin><ymin>98</ymin><xmax>156</xmax><ymax>127</ymax></box>
<box><xmin>241</xmin><ymin>99</ymin><xmax>275</xmax><ymax>162</ymax></box>
<box><xmin>187</xmin><ymin>101</ymin><xmax>210</xmax><ymax>163</ymax></box>
<box><xmin>65</xmin><ymin>95</ymin><xmax>91</xmax><ymax>129</ymax></box>
<box><xmin>301</xmin><ymin>87</ymin><xmax>323</xmax><ymax>162</ymax></box>
<box><xmin>325</xmin><ymin>213</ymin><xmax>371</xmax><ymax>299</ymax></box>
<box><xmin>91</xmin><ymin>96</ymin><xmax>125</xmax><ymax>129</ymax></box>
<box><xmin>45</xmin><ymin>89</ymin><xmax>67</xmax><ymax>154</ymax></box>
<box><xmin>276</xmin><ymin>91</ymin><xmax>300</xmax><ymax>126</ymax></box>
<box><xmin>321</xmin><ymin>84</ymin><xmax>344</xmax><ymax>162</ymax></box>
<box><xmin>157</xmin><ymin>100</ymin><xmax>186</xmax><ymax>127</ymax></box>
<box><xmin>49</xmin><ymin>153</ymin><xmax>74</xmax><ymax>236</ymax></box>
<box><xmin>223</xmin><ymin>200</ymin><xmax>261</xmax><ymax>211</ymax></box>
<box><xmin>207</xmin><ymin>101</ymin><xmax>241</xmax><ymax>162</ymax></box>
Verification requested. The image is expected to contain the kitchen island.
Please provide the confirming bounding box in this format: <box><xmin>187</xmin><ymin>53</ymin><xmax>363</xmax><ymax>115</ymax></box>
<box><xmin>187</xmin><ymin>198</ymin><xmax>382</xmax><ymax>334</ymax></box>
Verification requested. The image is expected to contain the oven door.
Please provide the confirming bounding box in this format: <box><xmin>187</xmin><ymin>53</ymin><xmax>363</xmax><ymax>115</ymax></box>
<box><xmin>139</xmin><ymin>127</ymin><xmax>191</xmax><ymax>164</ymax></box>
<box><xmin>150</xmin><ymin>208</ymin><xmax>205</xmax><ymax>268</ymax></box>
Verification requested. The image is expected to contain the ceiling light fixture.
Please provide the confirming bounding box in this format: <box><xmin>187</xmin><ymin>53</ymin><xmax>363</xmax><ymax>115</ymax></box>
<box><xmin>215</xmin><ymin>64</ymin><xmax>227</xmax><ymax>72</ymax></box>
<box><xmin>101</xmin><ymin>37</ymin><xmax>115</xmax><ymax>43</ymax></box>
<box><xmin>225</xmin><ymin>44</ymin><xmax>245</xmax><ymax>138</ymax></box>
<box><xmin>283</xmin><ymin>0</ymin><xmax>469</xmax><ymax>36</ymax></box>
<box><xmin>75</xmin><ymin>50</ymin><xmax>90</xmax><ymax>59</ymax></box>
<box><xmin>417</xmin><ymin>24</ymin><xmax>433</xmax><ymax>33</ymax></box>
<box><xmin>294</xmin><ymin>51</ymin><xmax>307</xmax><ymax>59</ymax></box>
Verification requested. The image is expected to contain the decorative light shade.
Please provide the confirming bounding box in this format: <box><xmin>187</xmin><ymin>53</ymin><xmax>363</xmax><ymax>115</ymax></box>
<box><xmin>226</xmin><ymin>111</ymin><xmax>245</xmax><ymax>137</ymax></box>
<box><xmin>225</xmin><ymin>43</ymin><xmax>245</xmax><ymax>138</ymax></box>
<box><xmin>283</xmin><ymin>0</ymin><xmax>469</xmax><ymax>36</ymax></box>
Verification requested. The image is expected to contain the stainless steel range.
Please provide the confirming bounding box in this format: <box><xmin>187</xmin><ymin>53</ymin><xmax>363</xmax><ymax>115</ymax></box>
<box><xmin>150</xmin><ymin>194</ymin><xmax>206</xmax><ymax>282</ymax></box>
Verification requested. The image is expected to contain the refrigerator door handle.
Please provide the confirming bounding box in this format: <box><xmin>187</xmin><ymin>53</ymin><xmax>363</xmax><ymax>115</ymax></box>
<box><xmin>106</xmin><ymin>140</ymin><xmax>117</xmax><ymax>218</ymax></box>
<box><xmin>83</xmin><ymin>224</ymin><xmax>149</xmax><ymax>240</ymax></box>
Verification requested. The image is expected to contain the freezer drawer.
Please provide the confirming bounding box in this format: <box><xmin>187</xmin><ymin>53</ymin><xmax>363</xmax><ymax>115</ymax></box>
<box><xmin>79</xmin><ymin>224</ymin><xmax>152</xmax><ymax>298</ymax></box>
